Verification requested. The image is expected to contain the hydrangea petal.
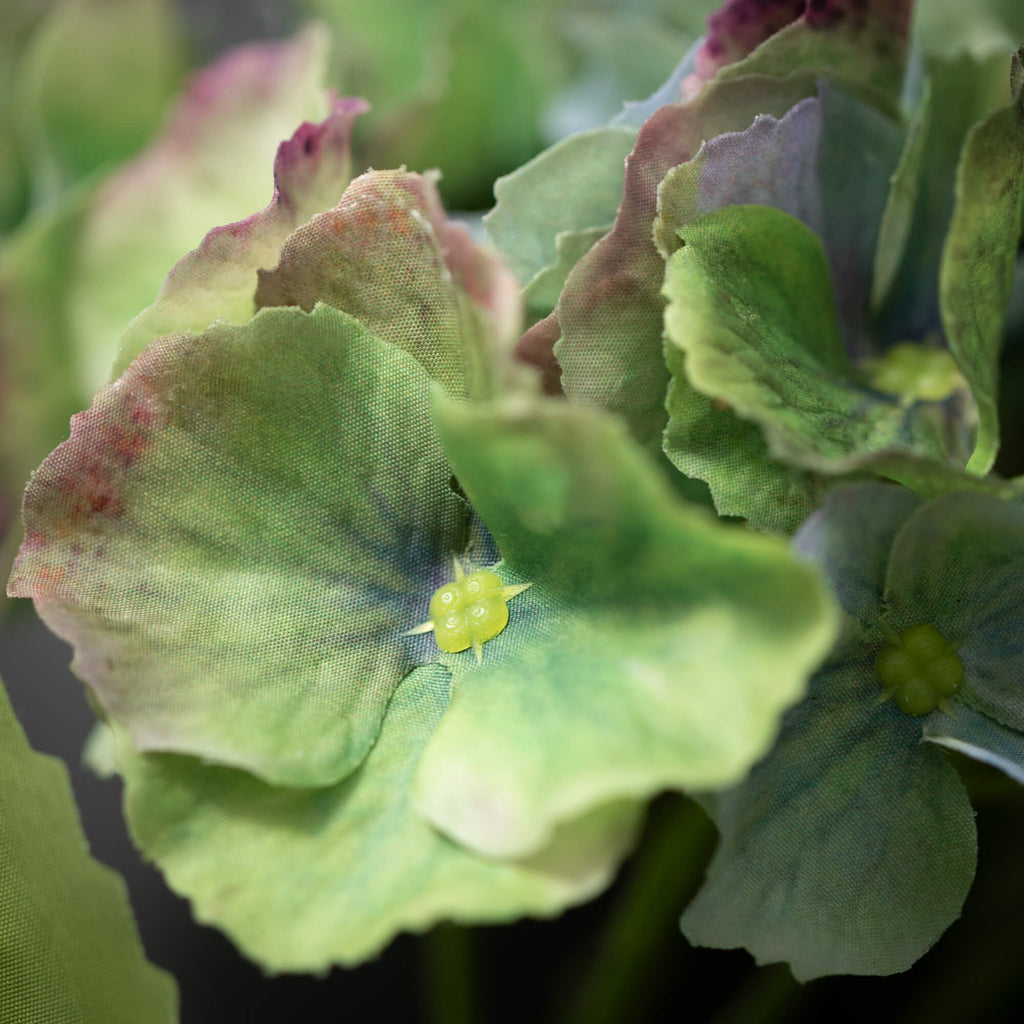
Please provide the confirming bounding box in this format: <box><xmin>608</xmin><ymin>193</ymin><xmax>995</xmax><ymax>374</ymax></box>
<box><xmin>688</xmin><ymin>0</ymin><xmax>805</xmax><ymax>91</ymax></box>
<box><xmin>113</xmin><ymin>92</ymin><xmax>365</xmax><ymax>377</ymax></box>
<box><xmin>415</xmin><ymin>392</ymin><xmax>838</xmax><ymax>857</ymax></box>
<box><xmin>554</xmin><ymin>73</ymin><xmax>815</xmax><ymax>452</ymax></box>
<box><xmin>941</xmin><ymin>47</ymin><xmax>1024</xmax><ymax>474</ymax></box>
<box><xmin>712</xmin><ymin>0</ymin><xmax>913</xmax><ymax>102</ymax></box>
<box><xmin>9</xmin><ymin>304</ymin><xmax>469</xmax><ymax>786</ymax></box>
<box><xmin>653</xmin><ymin>96</ymin><xmax>824</xmax><ymax>260</ymax></box>
<box><xmin>0</xmin><ymin>677</ymin><xmax>177</xmax><ymax>1022</ymax></box>
<box><xmin>522</xmin><ymin>224</ymin><xmax>610</xmax><ymax>321</ymax></box>
<box><xmin>883</xmin><ymin>492</ymin><xmax>1024</xmax><ymax>733</ymax></box>
<box><xmin>683</xmin><ymin>657</ymin><xmax>976</xmax><ymax>981</ymax></box>
<box><xmin>793</xmin><ymin>482</ymin><xmax>923</xmax><ymax>625</ymax></box>
<box><xmin>924</xmin><ymin>704</ymin><xmax>1024</xmax><ymax>787</ymax></box>
<box><xmin>79</xmin><ymin>26</ymin><xmax>337</xmax><ymax>385</ymax></box>
<box><xmin>654</xmin><ymin>87</ymin><xmax>899</xmax><ymax>533</ymax></box>
<box><xmin>118</xmin><ymin>663</ymin><xmax>640</xmax><ymax>972</ymax></box>
<box><xmin>878</xmin><ymin>53</ymin><xmax>1010</xmax><ymax>343</ymax></box>
<box><xmin>662</xmin><ymin>204</ymin><xmax>971</xmax><ymax>480</ymax></box>
<box><xmin>483</xmin><ymin>125</ymin><xmax>637</xmax><ymax>291</ymax></box>
<box><xmin>255</xmin><ymin>169</ymin><xmax>520</xmax><ymax>397</ymax></box>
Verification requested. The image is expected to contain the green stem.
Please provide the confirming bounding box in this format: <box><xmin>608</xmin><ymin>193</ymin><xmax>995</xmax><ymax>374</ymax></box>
<box><xmin>420</xmin><ymin>923</ymin><xmax>480</xmax><ymax>1024</ymax></box>
<box><xmin>707</xmin><ymin>964</ymin><xmax>802</xmax><ymax>1024</ymax></box>
<box><xmin>556</xmin><ymin>795</ymin><xmax>717</xmax><ymax>1024</ymax></box>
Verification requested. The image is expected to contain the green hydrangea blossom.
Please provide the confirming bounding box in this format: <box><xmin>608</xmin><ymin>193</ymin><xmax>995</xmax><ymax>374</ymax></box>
<box><xmin>683</xmin><ymin>483</ymin><xmax>1024</xmax><ymax>980</ymax></box>
<box><xmin>6</xmin><ymin>103</ymin><xmax>838</xmax><ymax>966</ymax></box>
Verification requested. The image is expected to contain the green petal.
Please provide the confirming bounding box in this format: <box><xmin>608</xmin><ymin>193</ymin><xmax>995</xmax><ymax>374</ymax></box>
<box><xmin>871</xmin><ymin>80</ymin><xmax>931</xmax><ymax>311</ymax></box>
<box><xmin>89</xmin><ymin>27</ymin><xmax>337</xmax><ymax>384</ymax></box>
<box><xmin>255</xmin><ymin>169</ymin><xmax>521</xmax><ymax>398</ymax></box>
<box><xmin>662</xmin><ymin>349</ymin><xmax>821</xmax><ymax>535</ymax></box>
<box><xmin>9</xmin><ymin>304</ymin><xmax>469</xmax><ymax>786</ymax></box>
<box><xmin>792</xmin><ymin>482</ymin><xmax>923</xmax><ymax>625</ymax></box>
<box><xmin>119</xmin><ymin>663</ymin><xmax>639</xmax><ymax>972</ymax></box>
<box><xmin>522</xmin><ymin>224</ymin><xmax>610</xmax><ymax>320</ymax></box>
<box><xmin>878</xmin><ymin>53</ymin><xmax>1010</xmax><ymax>349</ymax></box>
<box><xmin>683</xmin><ymin>657</ymin><xmax>977</xmax><ymax>981</ymax></box>
<box><xmin>484</xmin><ymin>125</ymin><xmax>637</xmax><ymax>290</ymax></box>
<box><xmin>556</xmin><ymin>73</ymin><xmax>816</xmax><ymax>454</ymax></box>
<box><xmin>14</xmin><ymin>0</ymin><xmax>185</xmax><ymax>201</ymax></box>
<box><xmin>924</xmin><ymin>703</ymin><xmax>1024</xmax><ymax>787</ymax></box>
<box><xmin>884</xmin><ymin>492</ymin><xmax>1024</xmax><ymax>733</ymax></box>
<box><xmin>662</xmin><ymin>204</ymin><xmax>969</xmax><ymax>475</ymax></box>
<box><xmin>415</xmin><ymin>391</ymin><xmax>838</xmax><ymax>857</ymax></box>
<box><xmin>0</xmin><ymin>675</ymin><xmax>177</xmax><ymax>1022</ymax></box>
<box><xmin>940</xmin><ymin>47</ymin><xmax>1024</xmax><ymax>474</ymax></box>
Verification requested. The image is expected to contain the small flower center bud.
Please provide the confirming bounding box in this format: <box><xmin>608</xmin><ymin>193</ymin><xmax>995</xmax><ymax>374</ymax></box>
<box><xmin>429</xmin><ymin>570</ymin><xmax>512</xmax><ymax>654</ymax></box>
<box><xmin>874</xmin><ymin>623</ymin><xmax>964</xmax><ymax>717</ymax></box>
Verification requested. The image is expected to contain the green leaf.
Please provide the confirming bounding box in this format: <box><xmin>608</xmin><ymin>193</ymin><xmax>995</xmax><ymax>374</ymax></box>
<box><xmin>82</xmin><ymin>26</ymin><xmax>335</xmax><ymax>386</ymax></box>
<box><xmin>878</xmin><ymin>52</ymin><xmax>1010</xmax><ymax>348</ymax></box>
<box><xmin>414</xmin><ymin>391</ymin><xmax>838</xmax><ymax>857</ymax></box>
<box><xmin>940</xmin><ymin>48</ymin><xmax>1024</xmax><ymax>474</ymax></box>
<box><xmin>662</xmin><ymin>204</ymin><xmax>968</xmax><ymax>476</ymax></box>
<box><xmin>0</xmin><ymin>0</ymin><xmax>52</xmax><ymax>233</ymax></box>
<box><xmin>682</xmin><ymin>656</ymin><xmax>977</xmax><ymax>981</ymax></box>
<box><xmin>117</xmin><ymin>663</ymin><xmax>639</xmax><ymax>972</ymax></box>
<box><xmin>309</xmin><ymin>0</ymin><xmax>568</xmax><ymax>209</ymax></box>
<box><xmin>883</xmin><ymin>492</ymin><xmax>1024</xmax><ymax>734</ymax></box>
<box><xmin>0</xmin><ymin>675</ymin><xmax>177</xmax><ymax>1023</ymax></box>
<box><xmin>484</xmin><ymin>125</ymin><xmax>637</xmax><ymax>288</ymax></box>
<box><xmin>9</xmin><ymin>304</ymin><xmax>471</xmax><ymax>787</ymax></box>
<box><xmin>913</xmin><ymin>0</ymin><xmax>1024</xmax><ymax>58</ymax></box>
<box><xmin>14</xmin><ymin>0</ymin><xmax>186</xmax><ymax>202</ymax></box>
<box><xmin>871</xmin><ymin>80</ymin><xmax>931</xmax><ymax>311</ymax></box>
<box><xmin>255</xmin><ymin>169</ymin><xmax>521</xmax><ymax>398</ymax></box>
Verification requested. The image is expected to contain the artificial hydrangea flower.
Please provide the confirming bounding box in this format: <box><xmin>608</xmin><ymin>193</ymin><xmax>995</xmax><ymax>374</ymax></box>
<box><xmin>683</xmin><ymin>483</ymin><xmax>1024</xmax><ymax>980</ymax></box>
<box><xmin>491</xmin><ymin>0</ymin><xmax>1024</xmax><ymax>535</ymax></box>
<box><xmin>7</xmin><ymin>96</ymin><xmax>836</xmax><ymax>967</ymax></box>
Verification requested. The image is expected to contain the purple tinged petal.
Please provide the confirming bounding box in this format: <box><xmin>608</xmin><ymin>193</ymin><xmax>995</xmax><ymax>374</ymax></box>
<box><xmin>692</xmin><ymin>0</ymin><xmax>806</xmax><ymax>90</ymax></box>
<box><xmin>256</xmin><ymin>169</ymin><xmax>521</xmax><ymax>397</ymax></box>
<box><xmin>113</xmin><ymin>92</ymin><xmax>367</xmax><ymax>374</ymax></box>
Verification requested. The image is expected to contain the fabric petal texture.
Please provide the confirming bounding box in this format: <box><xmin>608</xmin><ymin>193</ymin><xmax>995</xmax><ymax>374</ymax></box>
<box><xmin>118</xmin><ymin>664</ymin><xmax>639</xmax><ymax>972</ymax></box>
<box><xmin>0</xmin><ymin>677</ymin><xmax>177</xmax><ymax>1023</ymax></box>
<box><xmin>9</xmin><ymin>304</ymin><xmax>471</xmax><ymax>786</ymax></box>
<box><xmin>414</xmin><ymin>390</ymin><xmax>838</xmax><ymax>857</ymax></box>
<box><xmin>682</xmin><ymin>657</ymin><xmax>977</xmax><ymax>981</ymax></box>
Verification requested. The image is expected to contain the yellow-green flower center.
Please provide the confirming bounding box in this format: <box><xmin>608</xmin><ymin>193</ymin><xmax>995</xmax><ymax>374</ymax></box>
<box><xmin>428</xmin><ymin>569</ymin><xmax>511</xmax><ymax>654</ymax></box>
<box><xmin>874</xmin><ymin>623</ymin><xmax>964</xmax><ymax>716</ymax></box>
<box><xmin>865</xmin><ymin>341</ymin><xmax>964</xmax><ymax>405</ymax></box>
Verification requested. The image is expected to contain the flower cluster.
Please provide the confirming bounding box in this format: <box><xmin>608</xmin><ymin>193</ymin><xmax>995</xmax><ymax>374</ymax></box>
<box><xmin>6</xmin><ymin>0</ymin><xmax>1024</xmax><ymax>985</ymax></box>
